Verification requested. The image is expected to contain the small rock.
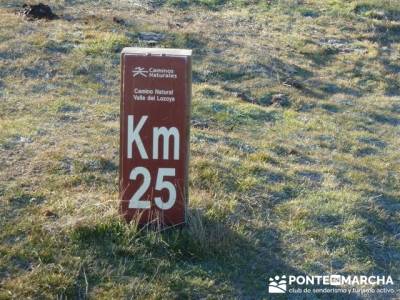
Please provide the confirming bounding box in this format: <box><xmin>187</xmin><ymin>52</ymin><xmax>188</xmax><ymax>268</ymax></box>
<box><xmin>138</xmin><ymin>32</ymin><xmax>166</xmax><ymax>43</ymax></box>
<box><xmin>44</xmin><ymin>209</ymin><xmax>58</xmax><ymax>218</ymax></box>
<box><xmin>113</xmin><ymin>16</ymin><xmax>126</xmax><ymax>25</ymax></box>
<box><xmin>288</xmin><ymin>148</ymin><xmax>300</xmax><ymax>155</ymax></box>
<box><xmin>365</xmin><ymin>10</ymin><xmax>386</xmax><ymax>20</ymax></box>
<box><xmin>234</xmin><ymin>92</ymin><xmax>256</xmax><ymax>104</ymax></box>
<box><xmin>283</xmin><ymin>78</ymin><xmax>303</xmax><ymax>89</ymax></box>
<box><xmin>19</xmin><ymin>136</ymin><xmax>33</xmax><ymax>143</ymax></box>
<box><xmin>63</xmin><ymin>14</ymin><xmax>74</xmax><ymax>22</ymax></box>
<box><xmin>19</xmin><ymin>3</ymin><xmax>58</xmax><ymax>20</ymax></box>
<box><xmin>319</xmin><ymin>38</ymin><xmax>367</xmax><ymax>54</ymax></box>
<box><xmin>271</xmin><ymin>94</ymin><xmax>290</xmax><ymax>107</ymax></box>
<box><xmin>191</xmin><ymin>120</ymin><xmax>209</xmax><ymax>129</ymax></box>
<box><xmin>168</xmin><ymin>21</ymin><xmax>183</xmax><ymax>29</ymax></box>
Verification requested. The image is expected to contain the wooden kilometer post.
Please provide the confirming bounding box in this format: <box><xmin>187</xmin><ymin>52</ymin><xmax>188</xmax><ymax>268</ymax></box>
<box><xmin>119</xmin><ymin>48</ymin><xmax>192</xmax><ymax>226</ymax></box>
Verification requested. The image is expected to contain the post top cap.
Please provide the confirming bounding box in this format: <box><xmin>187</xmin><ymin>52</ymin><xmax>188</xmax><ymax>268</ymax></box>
<box><xmin>122</xmin><ymin>47</ymin><xmax>192</xmax><ymax>56</ymax></box>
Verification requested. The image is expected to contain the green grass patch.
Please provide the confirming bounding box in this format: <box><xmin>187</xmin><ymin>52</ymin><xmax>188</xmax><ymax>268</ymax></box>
<box><xmin>1</xmin><ymin>0</ymin><xmax>400</xmax><ymax>298</ymax></box>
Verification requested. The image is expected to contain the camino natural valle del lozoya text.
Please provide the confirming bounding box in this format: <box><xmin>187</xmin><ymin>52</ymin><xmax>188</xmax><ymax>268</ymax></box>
<box><xmin>133</xmin><ymin>88</ymin><xmax>175</xmax><ymax>103</ymax></box>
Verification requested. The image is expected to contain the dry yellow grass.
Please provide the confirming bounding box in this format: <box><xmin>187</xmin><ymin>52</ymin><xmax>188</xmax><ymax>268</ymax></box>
<box><xmin>1</xmin><ymin>0</ymin><xmax>399</xmax><ymax>298</ymax></box>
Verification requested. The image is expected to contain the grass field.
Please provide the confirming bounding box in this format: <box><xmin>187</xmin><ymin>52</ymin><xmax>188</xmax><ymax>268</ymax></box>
<box><xmin>0</xmin><ymin>0</ymin><xmax>399</xmax><ymax>299</ymax></box>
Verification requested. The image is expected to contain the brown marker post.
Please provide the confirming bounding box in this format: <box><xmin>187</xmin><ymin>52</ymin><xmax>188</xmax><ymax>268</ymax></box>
<box><xmin>120</xmin><ymin>48</ymin><xmax>192</xmax><ymax>226</ymax></box>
